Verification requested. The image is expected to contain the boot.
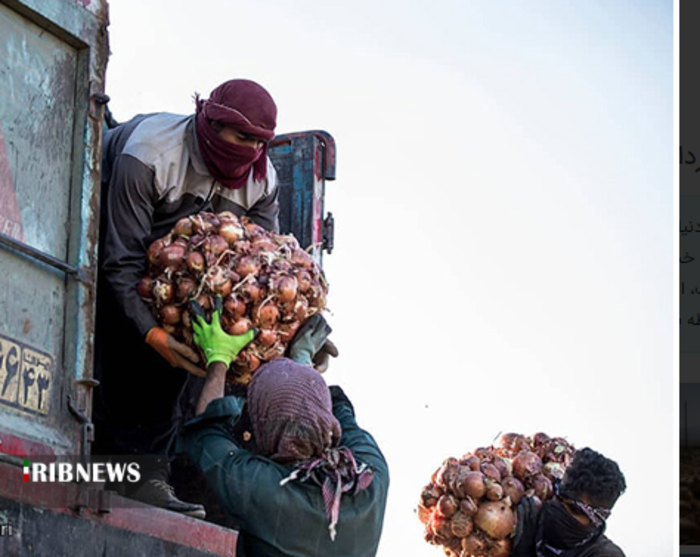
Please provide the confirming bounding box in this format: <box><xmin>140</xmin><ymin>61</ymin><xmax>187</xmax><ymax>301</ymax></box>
<box><xmin>129</xmin><ymin>479</ymin><xmax>206</xmax><ymax>519</ymax></box>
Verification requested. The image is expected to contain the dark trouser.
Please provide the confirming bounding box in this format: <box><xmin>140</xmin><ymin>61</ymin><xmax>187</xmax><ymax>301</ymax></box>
<box><xmin>92</xmin><ymin>290</ymin><xmax>191</xmax><ymax>485</ymax></box>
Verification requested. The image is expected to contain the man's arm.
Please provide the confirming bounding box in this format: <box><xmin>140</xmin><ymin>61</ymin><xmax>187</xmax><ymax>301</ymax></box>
<box><xmin>196</xmin><ymin>362</ymin><xmax>228</xmax><ymax>415</ymax></box>
<box><xmin>101</xmin><ymin>154</ymin><xmax>161</xmax><ymax>337</ymax></box>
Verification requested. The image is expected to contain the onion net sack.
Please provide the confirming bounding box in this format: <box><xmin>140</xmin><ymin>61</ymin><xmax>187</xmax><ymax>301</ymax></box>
<box><xmin>417</xmin><ymin>432</ymin><xmax>576</xmax><ymax>557</ymax></box>
<box><xmin>138</xmin><ymin>211</ymin><xmax>328</xmax><ymax>384</ymax></box>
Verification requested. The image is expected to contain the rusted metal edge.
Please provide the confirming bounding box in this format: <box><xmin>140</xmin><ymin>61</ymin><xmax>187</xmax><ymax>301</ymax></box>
<box><xmin>0</xmin><ymin>232</ymin><xmax>91</xmax><ymax>285</ymax></box>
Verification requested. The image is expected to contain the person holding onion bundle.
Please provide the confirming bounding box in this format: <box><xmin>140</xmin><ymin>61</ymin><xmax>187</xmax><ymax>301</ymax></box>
<box><xmin>178</xmin><ymin>298</ymin><xmax>390</xmax><ymax>556</ymax></box>
<box><xmin>93</xmin><ymin>79</ymin><xmax>282</xmax><ymax>516</ymax></box>
<box><xmin>511</xmin><ymin>448</ymin><xmax>627</xmax><ymax>557</ymax></box>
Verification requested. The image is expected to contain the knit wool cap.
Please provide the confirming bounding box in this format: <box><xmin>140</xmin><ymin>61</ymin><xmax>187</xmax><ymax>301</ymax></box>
<box><xmin>247</xmin><ymin>358</ymin><xmax>341</xmax><ymax>464</ymax></box>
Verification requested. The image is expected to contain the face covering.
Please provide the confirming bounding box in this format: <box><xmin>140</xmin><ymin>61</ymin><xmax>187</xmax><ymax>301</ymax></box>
<box><xmin>194</xmin><ymin>79</ymin><xmax>277</xmax><ymax>189</ymax></box>
<box><xmin>536</xmin><ymin>499</ymin><xmax>605</xmax><ymax>557</ymax></box>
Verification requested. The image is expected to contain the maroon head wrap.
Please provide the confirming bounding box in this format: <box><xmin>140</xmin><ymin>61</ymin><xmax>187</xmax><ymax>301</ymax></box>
<box><xmin>195</xmin><ymin>79</ymin><xmax>277</xmax><ymax>189</ymax></box>
<box><xmin>247</xmin><ymin>358</ymin><xmax>340</xmax><ymax>463</ymax></box>
<box><xmin>247</xmin><ymin>358</ymin><xmax>374</xmax><ymax>540</ymax></box>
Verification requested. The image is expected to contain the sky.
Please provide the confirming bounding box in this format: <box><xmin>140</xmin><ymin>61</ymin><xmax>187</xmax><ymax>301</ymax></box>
<box><xmin>105</xmin><ymin>1</ymin><xmax>676</xmax><ymax>556</ymax></box>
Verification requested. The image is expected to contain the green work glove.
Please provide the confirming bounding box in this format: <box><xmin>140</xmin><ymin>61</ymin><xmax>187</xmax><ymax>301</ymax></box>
<box><xmin>189</xmin><ymin>296</ymin><xmax>257</xmax><ymax>368</ymax></box>
<box><xmin>288</xmin><ymin>314</ymin><xmax>334</xmax><ymax>368</ymax></box>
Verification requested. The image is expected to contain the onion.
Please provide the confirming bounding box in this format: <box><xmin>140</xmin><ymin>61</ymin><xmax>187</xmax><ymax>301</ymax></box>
<box><xmin>224</xmin><ymin>294</ymin><xmax>248</xmax><ymax>320</ymax></box>
<box><xmin>175</xmin><ymin>277</ymin><xmax>197</xmax><ymax>302</ymax></box>
<box><xmin>278</xmin><ymin>321</ymin><xmax>300</xmax><ymax>343</ymax></box>
<box><xmin>532</xmin><ymin>432</ymin><xmax>551</xmax><ymax>447</ymax></box>
<box><xmin>274</xmin><ymin>275</ymin><xmax>298</xmax><ymax>303</ymax></box>
<box><xmin>295</xmin><ymin>269</ymin><xmax>313</xmax><ymax>293</ymax></box>
<box><xmin>191</xmin><ymin>214</ymin><xmax>216</xmax><ymax>235</ymax></box>
<box><xmin>436</xmin><ymin>494</ymin><xmax>458</xmax><ymax>518</ymax></box>
<box><xmin>474</xmin><ymin>501</ymin><xmax>515</xmax><ymax>540</ymax></box>
<box><xmin>481</xmin><ymin>462</ymin><xmax>501</xmax><ymax>482</ymax></box>
<box><xmin>417</xmin><ymin>504</ymin><xmax>432</xmax><ymax>525</ymax></box>
<box><xmin>530</xmin><ymin>474</ymin><xmax>553</xmax><ymax>500</ymax></box>
<box><xmin>236</xmin><ymin>256</ymin><xmax>261</xmax><ymax>277</ymax></box>
<box><xmin>219</xmin><ymin>220</ymin><xmax>244</xmax><ymax>244</ymax></box>
<box><xmin>450</xmin><ymin>511</ymin><xmax>473</xmax><ymax>538</ymax></box>
<box><xmin>147</xmin><ymin>238</ymin><xmax>168</xmax><ymax>266</ymax></box>
<box><xmin>484</xmin><ymin>479</ymin><xmax>504</xmax><ymax>501</ymax></box>
<box><xmin>160</xmin><ymin>305</ymin><xmax>181</xmax><ymax>325</ymax></box>
<box><xmin>434</xmin><ymin>458</ymin><xmax>460</xmax><ymax>489</ymax></box>
<box><xmin>242</xmin><ymin>281</ymin><xmax>263</xmax><ymax>303</ymax></box>
<box><xmin>204</xmin><ymin>234</ymin><xmax>229</xmax><ymax>257</ymax></box>
<box><xmin>454</xmin><ymin>470</ymin><xmax>485</xmax><ymax>500</ymax></box>
<box><xmin>243</xmin><ymin>220</ymin><xmax>266</xmax><ymax>238</ymax></box>
<box><xmin>421</xmin><ymin>484</ymin><xmax>443</xmax><ymax>508</ymax></box>
<box><xmin>459</xmin><ymin>496</ymin><xmax>478</xmax><ymax>517</ymax></box>
<box><xmin>492</xmin><ymin>456</ymin><xmax>512</xmax><ymax>479</ymax></box>
<box><xmin>461</xmin><ymin>534</ymin><xmax>487</xmax><ymax>556</ymax></box>
<box><xmin>256</xmin><ymin>303</ymin><xmax>280</xmax><ymax>329</ymax></box>
<box><xmin>186</xmin><ymin>251</ymin><xmax>205</xmax><ymax>273</ymax></box>
<box><xmin>258</xmin><ymin>329</ymin><xmax>278</xmax><ymax>347</ymax></box>
<box><xmin>153</xmin><ymin>280</ymin><xmax>173</xmax><ymax>304</ymax></box>
<box><xmin>137</xmin><ymin>277</ymin><xmax>154</xmax><ymax>298</ymax></box>
<box><xmin>291</xmin><ymin>248</ymin><xmax>314</xmax><ymax>268</ymax></box>
<box><xmin>173</xmin><ymin>217</ymin><xmax>193</xmax><ymax>237</ymax></box>
<box><xmin>501</xmin><ymin>476</ymin><xmax>525</xmax><ymax>506</ymax></box>
<box><xmin>229</xmin><ymin>318</ymin><xmax>253</xmax><ymax>335</ymax></box>
<box><xmin>159</xmin><ymin>243</ymin><xmax>187</xmax><ymax>270</ymax></box>
<box><xmin>488</xmin><ymin>537</ymin><xmax>512</xmax><ymax>557</ymax></box>
<box><xmin>512</xmin><ymin>451</ymin><xmax>542</xmax><ymax>481</ymax></box>
<box><xmin>543</xmin><ymin>461</ymin><xmax>565</xmax><ymax>481</ymax></box>
<box><xmin>460</xmin><ymin>455</ymin><xmax>481</xmax><ymax>471</ymax></box>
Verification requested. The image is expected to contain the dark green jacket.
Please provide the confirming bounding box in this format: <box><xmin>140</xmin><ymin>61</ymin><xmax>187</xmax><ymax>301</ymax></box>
<box><xmin>180</xmin><ymin>386</ymin><xmax>389</xmax><ymax>557</ymax></box>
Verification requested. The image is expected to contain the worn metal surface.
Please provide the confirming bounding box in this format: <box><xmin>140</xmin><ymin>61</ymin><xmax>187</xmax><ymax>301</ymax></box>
<box><xmin>269</xmin><ymin>131</ymin><xmax>336</xmax><ymax>267</ymax></box>
<box><xmin>0</xmin><ymin>0</ymin><xmax>108</xmax><ymax>456</ymax></box>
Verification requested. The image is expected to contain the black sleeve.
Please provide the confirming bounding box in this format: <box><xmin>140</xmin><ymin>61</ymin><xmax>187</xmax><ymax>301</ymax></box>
<box><xmin>512</xmin><ymin>497</ymin><xmax>540</xmax><ymax>557</ymax></box>
<box><xmin>100</xmin><ymin>154</ymin><xmax>160</xmax><ymax>338</ymax></box>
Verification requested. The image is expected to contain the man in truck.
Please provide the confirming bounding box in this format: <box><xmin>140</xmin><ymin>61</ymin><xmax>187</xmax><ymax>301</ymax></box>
<box><xmin>93</xmin><ymin>78</ymin><xmax>281</xmax><ymax>517</ymax></box>
<box><xmin>511</xmin><ymin>447</ymin><xmax>627</xmax><ymax>557</ymax></box>
<box><xmin>180</xmin><ymin>298</ymin><xmax>389</xmax><ymax>556</ymax></box>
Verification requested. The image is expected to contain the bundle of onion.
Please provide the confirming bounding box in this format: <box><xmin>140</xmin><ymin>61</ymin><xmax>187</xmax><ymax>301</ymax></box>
<box><xmin>138</xmin><ymin>211</ymin><xmax>328</xmax><ymax>384</ymax></box>
<box><xmin>417</xmin><ymin>432</ymin><xmax>576</xmax><ymax>557</ymax></box>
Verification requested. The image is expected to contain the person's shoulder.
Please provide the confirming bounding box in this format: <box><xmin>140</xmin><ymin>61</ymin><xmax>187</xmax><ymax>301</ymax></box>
<box><xmin>122</xmin><ymin>113</ymin><xmax>193</xmax><ymax>161</ymax></box>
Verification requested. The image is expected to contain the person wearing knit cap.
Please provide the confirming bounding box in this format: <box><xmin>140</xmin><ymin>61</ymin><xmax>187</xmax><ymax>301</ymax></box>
<box><xmin>180</xmin><ymin>302</ymin><xmax>390</xmax><ymax>556</ymax></box>
<box><xmin>93</xmin><ymin>79</ymin><xmax>280</xmax><ymax>517</ymax></box>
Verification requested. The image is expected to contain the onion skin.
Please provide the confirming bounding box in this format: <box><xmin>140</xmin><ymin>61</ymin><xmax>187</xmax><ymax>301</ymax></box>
<box><xmin>186</xmin><ymin>251</ymin><xmax>205</xmax><ymax>273</ymax></box>
<box><xmin>274</xmin><ymin>275</ymin><xmax>298</xmax><ymax>303</ymax></box>
<box><xmin>500</xmin><ymin>432</ymin><xmax>528</xmax><ymax>453</ymax></box>
<box><xmin>173</xmin><ymin>217</ymin><xmax>194</xmax><ymax>237</ymax></box>
<box><xmin>501</xmin><ymin>476</ymin><xmax>525</xmax><ymax>506</ymax></box>
<box><xmin>485</xmin><ymin>480</ymin><xmax>504</xmax><ymax>501</ymax></box>
<box><xmin>460</xmin><ymin>455</ymin><xmax>481</xmax><ymax>471</ymax></box>
<box><xmin>481</xmin><ymin>462</ymin><xmax>502</xmax><ymax>482</ymax></box>
<box><xmin>530</xmin><ymin>474</ymin><xmax>553</xmax><ymax>500</ymax></box>
<box><xmin>160</xmin><ymin>305</ymin><xmax>181</xmax><ymax>325</ymax></box>
<box><xmin>417</xmin><ymin>504</ymin><xmax>432</xmax><ymax>525</ymax></box>
<box><xmin>454</xmin><ymin>471</ymin><xmax>486</xmax><ymax>500</ymax></box>
<box><xmin>459</xmin><ymin>496</ymin><xmax>478</xmax><ymax>517</ymax></box>
<box><xmin>474</xmin><ymin>500</ymin><xmax>515</xmax><ymax>540</ymax></box>
<box><xmin>462</xmin><ymin>534</ymin><xmax>487</xmax><ymax>556</ymax></box>
<box><xmin>256</xmin><ymin>303</ymin><xmax>280</xmax><ymax>329</ymax></box>
<box><xmin>257</xmin><ymin>329</ymin><xmax>278</xmax><ymax>347</ymax></box>
<box><xmin>159</xmin><ymin>243</ymin><xmax>187</xmax><ymax>270</ymax></box>
<box><xmin>421</xmin><ymin>484</ymin><xmax>443</xmax><ymax>508</ymax></box>
<box><xmin>512</xmin><ymin>451</ymin><xmax>543</xmax><ymax>481</ymax></box>
<box><xmin>437</xmin><ymin>495</ymin><xmax>458</xmax><ymax>518</ymax></box>
<box><xmin>450</xmin><ymin>511</ymin><xmax>473</xmax><ymax>538</ymax></box>
<box><xmin>219</xmin><ymin>221</ymin><xmax>244</xmax><ymax>244</ymax></box>
<box><xmin>153</xmin><ymin>280</ymin><xmax>173</xmax><ymax>304</ymax></box>
<box><xmin>488</xmin><ymin>537</ymin><xmax>513</xmax><ymax>557</ymax></box>
<box><xmin>137</xmin><ymin>277</ymin><xmax>154</xmax><ymax>298</ymax></box>
<box><xmin>147</xmin><ymin>238</ymin><xmax>168</xmax><ymax>266</ymax></box>
<box><xmin>176</xmin><ymin>278</ymin><xmax>197</xmax><ymax>302</ymax></box>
